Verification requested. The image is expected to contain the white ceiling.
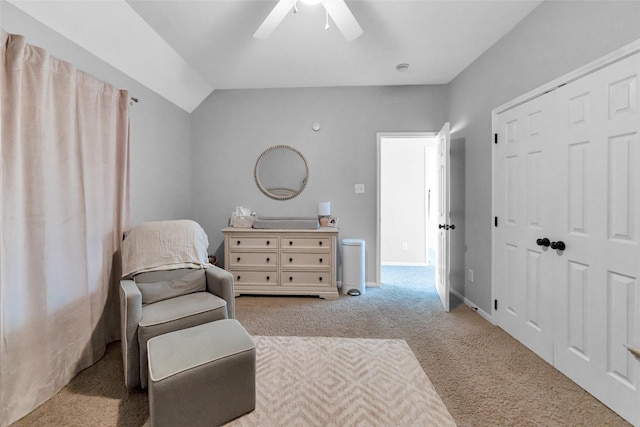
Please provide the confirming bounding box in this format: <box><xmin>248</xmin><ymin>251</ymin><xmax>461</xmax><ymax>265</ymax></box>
<box><xmin>8</xmin><ymin>0</ymin><xmax>542</xmax><ymax>112</ymax></box>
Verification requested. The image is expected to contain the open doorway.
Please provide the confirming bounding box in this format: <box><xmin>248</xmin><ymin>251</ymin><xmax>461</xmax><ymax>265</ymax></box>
<box><xmin>377</xmin><ymin>133</ymin><xmax>438</xmax><ymax>292</ymax></box>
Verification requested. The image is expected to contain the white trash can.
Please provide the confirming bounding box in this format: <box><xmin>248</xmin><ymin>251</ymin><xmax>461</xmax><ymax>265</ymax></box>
<box><xmin>341</xmin><ymin>239</ymin><xmax>365</xmax><ymax>296</ymax></box>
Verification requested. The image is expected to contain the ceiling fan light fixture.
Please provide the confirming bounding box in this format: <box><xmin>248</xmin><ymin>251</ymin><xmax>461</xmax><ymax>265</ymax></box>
<box><xmin>396</xmin><ymin>63</ymin><xmax>410</xmax><ymax>72</ymax></box>
<box><xmin>254</xmin><ymin>0</ymin><xmax>362</xmax><ymax>41</ymax></box>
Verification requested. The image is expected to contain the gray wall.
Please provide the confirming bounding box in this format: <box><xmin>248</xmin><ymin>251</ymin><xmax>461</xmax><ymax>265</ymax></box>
<box><xmin>448</xmin><ymin>0</ymin><xmax>640</xmax><ymax>313</ymax></box>
<box><xmin>190</xmin><ymin>86</ymin><xmax>449</xmax><ymax>281</ymax></box>
<box><xmin>2</xmin><ymin>1</ymin><xmax>193</xmax><ymax>227</ymax></box>
<box><xmin>8</xmin><ymin>0</ymin><xmax>637</xmax><ymax>310</ymax></box>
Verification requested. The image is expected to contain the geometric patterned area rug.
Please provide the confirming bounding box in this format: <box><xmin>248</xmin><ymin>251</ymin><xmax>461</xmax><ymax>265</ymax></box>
<box><xmin>227</xmin><ymin>336</ymin><xmax>457</xmax><ymax>426</ymax></box>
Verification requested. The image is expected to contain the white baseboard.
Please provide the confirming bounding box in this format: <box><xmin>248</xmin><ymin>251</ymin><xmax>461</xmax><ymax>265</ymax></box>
<box><xmin>450</xmin><ymin>288</ymin><xmax>493</xmax><ymax>324</ymax></box>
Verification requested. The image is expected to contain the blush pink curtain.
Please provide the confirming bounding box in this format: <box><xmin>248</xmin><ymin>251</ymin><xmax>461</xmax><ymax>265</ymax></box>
<box><xmin>1</xmin><ymin>31</ymin><xmax>130</xmax><ymax>425</ymax></box>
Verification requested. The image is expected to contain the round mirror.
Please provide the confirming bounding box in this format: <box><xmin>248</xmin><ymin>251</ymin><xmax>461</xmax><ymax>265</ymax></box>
<box><xmin>254</xmin><ymin>145</ymin><xmax>309</xmax><ymax>200</ymax></box>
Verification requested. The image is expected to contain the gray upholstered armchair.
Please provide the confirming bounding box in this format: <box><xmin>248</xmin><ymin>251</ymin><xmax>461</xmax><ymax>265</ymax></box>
<box><xmin>119</xmin><ymin>220</ymin><xmax>235</xmax><ymax>389</ymax></box>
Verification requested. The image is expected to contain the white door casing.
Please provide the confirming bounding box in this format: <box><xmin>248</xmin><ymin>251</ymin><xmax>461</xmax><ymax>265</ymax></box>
<box><xmin>493</xmin><ymin>47</ymin><xmax>640</xmax><ymax>425</ymax></box>
<box><xmin>436</xmin><ymin>122</ymin><xmax>451</xmax><ymax>312</ymax></box>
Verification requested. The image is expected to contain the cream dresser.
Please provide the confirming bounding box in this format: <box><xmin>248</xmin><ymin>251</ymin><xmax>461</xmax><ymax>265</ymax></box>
<box><xmin>222</xmin><ymin>227</ymin><xmax>339</xmax><ymax>300</ymax></box>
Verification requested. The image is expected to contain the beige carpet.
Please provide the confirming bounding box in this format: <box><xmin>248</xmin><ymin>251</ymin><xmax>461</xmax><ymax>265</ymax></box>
<box><xmin>228</xmin><ymin>336</ymin><xmax>456</xmax><ymax>426</ymax></box>
<box><xmin>10</xmin><ymin>281</ymin><xmax>630</xmax><ymax>426</ymax></box>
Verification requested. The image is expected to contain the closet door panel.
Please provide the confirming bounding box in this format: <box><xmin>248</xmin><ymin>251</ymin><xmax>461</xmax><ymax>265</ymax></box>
<box><xmin>553</xmin><ymin>52</ymin><xmax>640</xmax><ymax>426</ymax></box>
<box><xmin>566</xmin><ymin>260</ymin><xmax>589</xmax><ymax>360</ymax></box>
<box><xmin>494</xmin><ymin>94</ymin><xmax>556</xmax><ymax>364</ymax></box>
<box><xmin>495</xmin><ymin>48</ymin><xmax>639</xmax><ymax>425</ymax></box>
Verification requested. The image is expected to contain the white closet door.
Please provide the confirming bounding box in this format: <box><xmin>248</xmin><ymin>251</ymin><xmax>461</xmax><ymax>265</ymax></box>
<box><xmin>494</xmin><ymin>93</ymin><xmax>556</xmax><ymax>364</ymax></box>
<box><xmin>552</xmin><ymin>52</ymin><xmax>640</xmax><ymax>425</ymax></box>
<box><xmin>494</xmin><ymin>50</ymin><xmax>640</xmax><ymax>425</ymax></box>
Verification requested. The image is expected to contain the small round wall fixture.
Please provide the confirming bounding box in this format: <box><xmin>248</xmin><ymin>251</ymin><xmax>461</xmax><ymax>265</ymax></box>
<box><xmin>312</xmin><ymin>122</ymin><xmax>321</xmax><ymax>131</ymax></box>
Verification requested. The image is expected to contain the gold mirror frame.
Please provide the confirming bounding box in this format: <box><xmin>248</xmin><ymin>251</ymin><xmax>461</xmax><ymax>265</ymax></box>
<box><xmin>254</xmin><ymin>145</ymin><xmax>309</xmax><ymax>200</ymax></box>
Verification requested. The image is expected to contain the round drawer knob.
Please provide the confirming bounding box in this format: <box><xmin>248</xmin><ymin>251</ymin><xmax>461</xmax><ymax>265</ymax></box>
<box><xmin>266</xmin><ymin>257</ymin><xmax>270</xmax><ymax>262</ymax></box>
<box><xmin>236</xmin><ymin>275</ymin><xmax>241</xmax><ymax>281</ymax></box>
<box><xmin>319</xmin><ymin>277</ymin><xmax>323</xmax><ymax>282</ymax></box>
<box><xmin>289</xmin><ymin>257</ymin><xmax>293</xmax><ymax>263</ymax></box>
<box><xmin>266</xmin><ymin>276</ymin><xmax>270</xmax><ymax>281</ymax></box>
<box><xmin>236</xmin><ymin>240</ymin><xmax>241</xmax><ymax>245</ymax></box>
<box><xmin>289</xmin><ymin>241</ymin><xmax>293</xmax><ymax>246</ymax></box>
<box><xmin>289</xmin><ymin>276</ymin><xmax>293</xmax><ymax>281</ymax></box>
<box><xmin>319</xmin><ymin>258</ymin><xmax>323</xmax><ymax>263</ymax></box>
<box><xmin>319</xmin><ymin>241</ymin><xmax>323</xmax><ymax>246</ymax></box>
<box><xmin>266</xmin><ymin>240</ymin><xmax>270</xmax><ymax>245</ymax></box>
<box><xmin>237</xmin><ymin>257</ymin><xmax>241</xmax><ymax>262</ymax></box>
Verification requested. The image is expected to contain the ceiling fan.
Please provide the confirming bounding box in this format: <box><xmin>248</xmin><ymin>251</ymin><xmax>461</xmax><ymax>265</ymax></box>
<box><xmin>254</xmin><ymin>0</ymin><xmax>363</xmax><ymax>42</ymax></box>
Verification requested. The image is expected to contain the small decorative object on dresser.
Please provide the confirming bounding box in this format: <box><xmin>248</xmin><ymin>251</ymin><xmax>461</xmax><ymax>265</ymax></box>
<box><xmin>222</xmin><ymin>227</ymin><xmax>339</xmax><ymax>300</ymax></box>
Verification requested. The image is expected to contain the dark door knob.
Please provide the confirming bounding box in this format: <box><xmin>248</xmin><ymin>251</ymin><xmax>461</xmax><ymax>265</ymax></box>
<box><xmin>450</xmin><ymin>224</ymin><xmax>455</xmax><ymax>230</ymax></box>
<box><xmin>536</xmin><ymin>238</ymin><xmax>550</xmax><ymax>247</ymax></box>
<box><xmin>551</xmin><ymin>241</ymin><xmax>566</xmax><ymax>251</ymax></box>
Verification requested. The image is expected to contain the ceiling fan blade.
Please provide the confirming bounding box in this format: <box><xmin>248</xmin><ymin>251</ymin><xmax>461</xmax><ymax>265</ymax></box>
<box><xmin>322</xmin><ymin>0</ymin><xmax>363</xmax><ymax>42</ymax></box>
<box><xmin>254</xmin><ymin>0</ymin><xmax>297</xmax><ymax>39</ymax></box>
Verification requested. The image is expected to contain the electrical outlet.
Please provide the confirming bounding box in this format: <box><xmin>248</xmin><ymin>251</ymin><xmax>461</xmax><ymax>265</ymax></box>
<box><xmin>355</xmin><ymin>184</ymin><xmax>365</xmax><ymax>194</ymax></box>
<box><xmin>402</xmin><ymin>242</ymin><xmax>408</xmax><ymax>250</ymax></box>
<box><xmin>468</xmin><ymin>269</ymin><xmax>474</xmax><ymax>283</ymax></box>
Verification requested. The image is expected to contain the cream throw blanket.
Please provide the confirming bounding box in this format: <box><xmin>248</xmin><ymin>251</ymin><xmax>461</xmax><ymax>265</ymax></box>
<box><xmin>121</xmin><ymin>220</ymin><xmax>211</xmax><ymax>278</ymax></box>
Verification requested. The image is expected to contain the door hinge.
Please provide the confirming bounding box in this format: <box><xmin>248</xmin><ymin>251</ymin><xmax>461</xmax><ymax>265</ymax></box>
<box><xmin>494</xmin><ymin>216</ymin><xmax>498</xmax><ymax>227</ymax></box>
<box><xmin>494</xmin><ymin>133</ymin><xmax>498</xmax><ymax>144</ymax></box>
<box><xmin>494</xmin><ymin>299</ymin><xmax>498</xmax><ymax>310</ymax></box>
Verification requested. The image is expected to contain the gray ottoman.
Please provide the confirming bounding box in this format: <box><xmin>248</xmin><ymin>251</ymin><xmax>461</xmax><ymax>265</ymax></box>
<box><xmin>147</xmin><ymin>319</ymin><xmax>256</xmax><ymax>427</ymax></box>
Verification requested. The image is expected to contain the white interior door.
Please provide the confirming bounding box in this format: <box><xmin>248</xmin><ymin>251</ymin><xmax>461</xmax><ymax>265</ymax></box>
<box><xmin>551</xmin><ymin>52</ymin><xmax>640</xmax><ymax>425</ymax></box>
<box><xmin>493</xmin><ymin>50</ymin><xmax>640</xmax><ymax>425</ymax></box>
<box><xmin>494</xmin><ymin>93</ymin><xmax>556</xmax><ymax>364</ymax></box>
<box><xmin>435</xmin><ymin>122</ymin><xmax>450</xmax><ymax>312</ymax></box>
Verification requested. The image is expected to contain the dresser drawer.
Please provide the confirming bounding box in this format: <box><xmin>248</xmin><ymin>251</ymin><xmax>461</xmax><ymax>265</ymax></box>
<box><xmin>228</xmin><ymin>235</ymin><xmax>278</xmax><ymax>249</ymax></box>
<box><xmin>281</xmin><ymin>270</ymin><xmax>332</xmax><ymax>287</ymax></box>
<box><xmin>281</xmin><ymin>237</ymin><xmax>332</xmax><ymax>249</ymax></box>
<box><xmin>230</xmin><ymin>270</ymin><xmax>277</xmax><ymax>286</ymax></box>
<box><xmin>229</xmin><ymin>251</ymin><xmax>278</xmax><ymax>267</ymax></box>
<box><xmin>281</xmin><ymin>252</ymin><xmax>331</xmax><ymax>268</ymax></box>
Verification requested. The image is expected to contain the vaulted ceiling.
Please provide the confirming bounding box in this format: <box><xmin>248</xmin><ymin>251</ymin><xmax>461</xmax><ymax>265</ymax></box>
<box><xmin>7</xmin><ymin>0</ymin><xmax>542</xmax><ymax>112</ymax></box>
